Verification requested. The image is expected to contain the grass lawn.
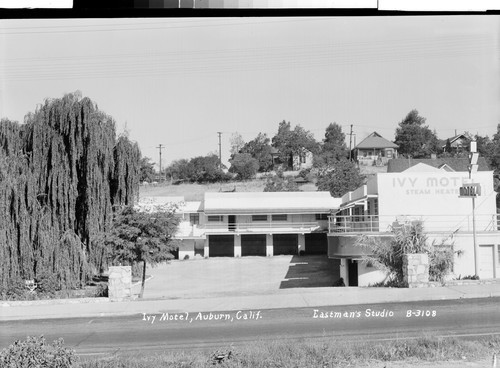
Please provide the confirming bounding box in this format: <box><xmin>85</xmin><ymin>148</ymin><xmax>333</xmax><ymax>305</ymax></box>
<box><xmin>78</xmin><ymin>335</ymin><xmax>499</xmax><ymax>367</ymax></box>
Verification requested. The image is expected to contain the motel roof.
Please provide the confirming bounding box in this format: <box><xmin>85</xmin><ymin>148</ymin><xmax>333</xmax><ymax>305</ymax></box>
<box><xmin>387</xmin><ymin>157</ymin><xmax>490</xmax><ymax>173</ymax></box>
<box><xmin>354</xmin><ymin>132</ymin><xmax>398</xmax><ymax>150</ymax></box>
<box><xmin>203</xmin><ymin>191</ymin><xmax>341</xmax><ymax>215</ymax></box>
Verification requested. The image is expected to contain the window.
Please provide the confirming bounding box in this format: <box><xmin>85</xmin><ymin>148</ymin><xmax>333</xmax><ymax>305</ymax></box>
<box><xmin>374</xmin><ymin>199</ymin><xmax>379</xmax><ymax>215</ymax></box>
<box><xmin>315</xmin><ymin>214</ymin><xmax>328</xmax><ymax>220</ymax></box>
<box><xmin>300</xmin><ymin>154</ymin><xmax>306</xmax><ymax>163</ymax></box>
<box><xmin>189</xmin><ymin>213</ymin><xmax>199</xmax><ymax>225</ymax></box>
<box><xmin>252</xmin><ymin>215</ymin><xmax>268</xmax><ymax>221</ymax></box>
<box><xmin>272</xmin><ymin>214</ymin><xmax>287</xmax><ymax>221</ymax></box>
<box><xmin>207</xmin><ymin>215</ymin><xmax>223</xmax><ymax>222</ymax></box>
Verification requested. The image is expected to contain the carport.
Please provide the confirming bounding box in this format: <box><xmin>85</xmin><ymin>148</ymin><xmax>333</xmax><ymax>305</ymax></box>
<box><xmin>273</xmin><ymin>234</ymin><xmax>298</xmax><ymax>255</ymax></box>
<box><xmin>305</xmin><ymin>233</ymin><xmax>328</xmax><ymax>254</ymax></box>
<box><xmin>241</xmin><ymin>234</ymin><xmax>267</xmax><ymax>256</ymax></box>
<box><xmin>208</xmin><ymin>235</ymin><xmax>234</xmax><ymax>257</ymax></box>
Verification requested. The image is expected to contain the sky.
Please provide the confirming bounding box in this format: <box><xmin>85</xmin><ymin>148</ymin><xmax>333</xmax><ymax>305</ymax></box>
<box><xmin>1</xmin><ymin>15</ymin><xmax>499</xmax><ymax>168</ymax></box>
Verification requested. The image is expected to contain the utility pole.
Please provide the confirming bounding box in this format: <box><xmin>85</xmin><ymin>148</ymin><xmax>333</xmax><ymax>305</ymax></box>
<box><xmin>156</xmin><ymin>144</ymin><xmax>164</xmax><ymax>182</ymax></box>
<box><xmin>217</xmin><ymin>132</ymin><xmax>222</xmax><ymax>170</ymax></box>
<box><xmin>348</xmin><ymin>124</ymin><xmax>353</xmax><ymax>161</ymax></box>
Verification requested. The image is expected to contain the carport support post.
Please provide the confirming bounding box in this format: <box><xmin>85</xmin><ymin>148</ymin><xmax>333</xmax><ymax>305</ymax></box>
<box><xmin>234</xmin><ymin>235</ymin><xmax>241</xmax><ymax>257</ymax></box>
<box><xmin>204</xmin><ymin>237</ymin><xmax>209</xmax><ymax>258</ymax></box>
<box><xmin>298</xmin><ymin>234</ymin><xmax>305</xmax><ymax>255</ymax></box>
<box><xmin>266</xmin><ymin>234</ymin><xmax>273</xmax><ymax>256</ymax></box>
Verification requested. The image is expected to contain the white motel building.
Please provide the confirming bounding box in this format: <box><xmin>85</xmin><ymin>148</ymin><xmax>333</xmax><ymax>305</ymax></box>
<box><xmin>328</xmin><ymin>158</ymin><xmax>500</xmax><ymax>286</ymax></box>
<box><xmin>140</xmin><ymin>158</ymin><xmax>499</xmax><ymax>286</ymax></box>
<box><xmin>142</xmin><ymin>192</ymin><xmax>340</xmax><ymax>259</ymax></box>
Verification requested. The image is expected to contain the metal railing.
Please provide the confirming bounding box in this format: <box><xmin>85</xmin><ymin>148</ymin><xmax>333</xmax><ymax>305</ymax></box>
<box><xmin>328</xmin><ymin>214</ymin><xmax>500</xmax><ymax>234</ymax></box>
<box><xmin>175</xmin><ymin>221</ymin><xmax>323</xmax><ymax>237</ymax></box>
<box><xmin>203</xmin><ymin>221</ymin><xmax>321</xmax><ymax>233</ymax></box>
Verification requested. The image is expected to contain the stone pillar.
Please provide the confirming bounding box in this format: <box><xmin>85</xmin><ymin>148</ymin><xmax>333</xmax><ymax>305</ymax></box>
<box><xmin>298</xmin><ymin>234</ymin><xmax>305</xmax><ymax>255</ymax></box>
<box><xmin>234</xmin><ymin>234</ymin><xmax>241</xmax><ymax>257</ymax></box>
<box><xmin>403</xmin><ymin>254</ymin><xmax>429</xmax><ymax>288</ymax></box>
<box><xmin>266</xmin><ymin>234</ymin><xmax>274</xmax><ymax>257</ymax></box>
<box><xmin>204</xmin><ymin>237</ymin><xmax>209</xmax><ymax>258</ymax></box>
<box><xmin>108</xmin><ymin>266</ymin><xmax>132</xmax><ymax>301</ymax></box>
<box><xmin>340</xmin><ymin>259</ymin><xmax>348</xmax><ymax>285</ymax></box>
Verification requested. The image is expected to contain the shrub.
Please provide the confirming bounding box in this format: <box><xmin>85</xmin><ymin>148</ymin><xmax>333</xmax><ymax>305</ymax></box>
<box><xmin>0</xmin><ymin>335</ymin><xmax>76</xmax><ymax>368</ymax></box>
<box><xmin>359</xmin><ymin>220</ymin><xmax>455</xmax><ymax>286</ymax></box>
<box><xmin>1</xmin><ymin>277</ymin><xmax>27</xmax><ymax>300</ymax></box>
<box><xmin>35</xmin><ymin>271</ymin><xmax>60</xmax><ymax>295</ymax></box>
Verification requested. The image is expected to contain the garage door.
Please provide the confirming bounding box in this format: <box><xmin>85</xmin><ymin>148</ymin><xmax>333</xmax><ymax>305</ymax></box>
<box><xmin>273</xmin><ymin>234</ymin><xmax>298</xmax><ymax>255</ymax></box>
<box><xmin>241</xmin><ymin>234</ymin><xmax>267</xmax><ymax>256</ymax></box>
<box><xmin>305</xmin><ymin>233</ymin><xmax>328</xmax><ymax>254</ymax></box>
<box><xmin>208</xmin><ymin>235</ymin><xmax>234</xmax><ymax>257</ymax></box>
<box><xmin>478</xmin><ymin>245</ymin><xmax>494</xmax><ymax>279</ymax></box>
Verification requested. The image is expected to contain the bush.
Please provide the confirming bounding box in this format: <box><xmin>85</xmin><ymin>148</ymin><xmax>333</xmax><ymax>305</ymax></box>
<box><xmin>0</xmin><ymin>277</ymin><xmax>27</xmax><ymax>300</ymax></box>
<box><xmin>35</xmin><ymin>271</ymin><xmax>60</xmax><ymax>295</ymax></box>
<box><xmin>0</xmin><ymin>335</ymin><xmax>76</xmax><ymax>368</ymax></box>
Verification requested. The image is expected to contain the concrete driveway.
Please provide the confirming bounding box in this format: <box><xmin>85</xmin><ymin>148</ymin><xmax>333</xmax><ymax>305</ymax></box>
<box><xmin>136</xmin><ymin>255</ymin><xmax>340</xmax><ymax>300</ymax></box>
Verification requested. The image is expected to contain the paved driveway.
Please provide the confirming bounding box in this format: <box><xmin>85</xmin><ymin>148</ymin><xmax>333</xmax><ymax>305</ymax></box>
<box><xmin>136</xmin><ymin>255</ymin><xmax>340</xmax><ymax>299</ymax></box>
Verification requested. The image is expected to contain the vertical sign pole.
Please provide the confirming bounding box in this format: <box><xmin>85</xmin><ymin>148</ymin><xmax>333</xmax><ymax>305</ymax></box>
<box><xmin>472</xmin><ymin>195</ymin><xmax>479</xmax><ymax>277</ymax></box>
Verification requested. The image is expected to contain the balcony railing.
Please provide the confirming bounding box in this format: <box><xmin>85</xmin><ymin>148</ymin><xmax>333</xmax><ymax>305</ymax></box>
<box><xmin>328</xmin><ymin>214</ymin><xmax>500</xmax><ymax>234</ymax></box>
<box><xmin>203</xmin><ymin>221</ymin><xmax>321</xmax><ymax>233</ymax></box>
<box><xmin>175</xmin><ymin>221</ymin><xmax>323</xmax><ymax>237</ymax></box>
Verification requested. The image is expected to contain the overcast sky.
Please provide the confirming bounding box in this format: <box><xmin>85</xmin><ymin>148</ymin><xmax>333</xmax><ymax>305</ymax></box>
<box><xmin>1</xmin><ymin>16</ymin><xmax>499</xmax><ymax>168</ymax></box>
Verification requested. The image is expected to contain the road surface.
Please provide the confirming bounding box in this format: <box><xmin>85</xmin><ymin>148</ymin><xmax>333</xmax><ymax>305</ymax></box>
<box><xmin>1</xmin><ymin>297</ymin><xmax>499</xmax><ymax>357</ymax></box>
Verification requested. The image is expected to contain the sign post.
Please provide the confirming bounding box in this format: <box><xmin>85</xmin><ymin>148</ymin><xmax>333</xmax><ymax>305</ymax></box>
<box><xmin>459</xmin><ymin>141</ymin><xmax>480</xmax><ymax>277</ymax></box>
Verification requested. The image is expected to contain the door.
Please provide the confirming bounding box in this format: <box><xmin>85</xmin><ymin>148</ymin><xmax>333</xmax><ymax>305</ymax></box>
<box><xmin>305</xmin><ymin>233</ymin><xmax>328</xmax><ymax>254</ymax></box>
<box><xmin>208</xmin><ymin>235</ymin><xmax>234</xmax><ymax>257</ymax></box>
<box><xmin>241</xmin><ymin>234</ymin><xmax>266</xmax><ymax>256</ymax></box>
<box><xmin>228</xmin><ymin>215</ymin><xmax>236</xmax><ymax>232</ymax></box>
<box><xmin>478</xmin><ymin>245</ymin><xmax>494</xmax><ymax>279</ymax></box>
<box><xmin>273</xmin><ymin>234</ymin><xmax>298</xmax><ymax>255</ymax></box>
<box><xmin>347</xmin><ymin>259</ymin><xmax>358</xmax><ymax>286</ymax></box>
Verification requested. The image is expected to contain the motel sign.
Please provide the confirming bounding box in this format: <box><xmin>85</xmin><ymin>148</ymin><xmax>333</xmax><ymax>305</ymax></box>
<box><xmin>459</xmin><ymin>183</ymin><xmax>481</xmax><ymax>198</ymax></box>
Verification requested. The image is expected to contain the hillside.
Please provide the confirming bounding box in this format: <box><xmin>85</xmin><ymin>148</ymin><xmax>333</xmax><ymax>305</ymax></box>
<box><xmin>139</xmin><ymin>179</ymin><xmax>317</xmax><ymax>201</ymax></box>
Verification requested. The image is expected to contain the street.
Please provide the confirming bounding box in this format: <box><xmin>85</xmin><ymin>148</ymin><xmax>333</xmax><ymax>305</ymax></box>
<box><xmin>1</xmin><ymin>297</ymin><xmax>499</xmax><ymax>357</ymax></box>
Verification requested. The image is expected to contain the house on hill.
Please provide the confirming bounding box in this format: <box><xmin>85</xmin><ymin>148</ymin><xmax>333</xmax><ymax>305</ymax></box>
<box><xmin>354</xmin><ymin>132</ymin><xmax>398</xmax><ymax>166</ymax></box>
<box><xmin>441</xmin><ymin>133</ymin><xmax>471</xmax><ymax>153</ymax></box>
<box><xmin>270</xmin><ymin>147</ymin><xmax>313</xmax><ymax>171</ymax></box>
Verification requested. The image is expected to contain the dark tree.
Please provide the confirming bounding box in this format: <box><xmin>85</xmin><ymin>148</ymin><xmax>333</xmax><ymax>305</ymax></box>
<box><xmin>239</xmin><ymin>133</ymin><xmax>274</xmax><ymax>172</ymax></box>
<box><xmin>229</xmin><ymin>153</ymin><xmax>259</xmax><ymax>180</ymax></box>
<box><xmin>263</xmin><ymin>169</ymin><xmax>298</xmax><ymax>192</ymax></box>
<box><xmin>394</xmin><ymin>110</ymin><xmax>440</xmax><ymax>158</ymax></box>
<box><xmin>0</xmin><ymin>93</ymin><xmax>140</xmax><ymax>293</ymax></box>
<box><xmin>316</xmin><ymin>159</ymin><xmax>364</xmax><ymax>197</ymax></box>
<box><xmin>272</xmin><ymin>121</ymin><xmax>319</xmax><ymax>168</ymax></box>
<box><xmin>444</xmin><ymin>139</ymin><xmax>452</xmax><ymax>153</ymax></box>
<box><xmin>314</xmin><ymin>122</ymin><xmax>348</xmax><ymax>167</ymax></box>
<box><xmin>105</xmin><ymin>205</ymin><xmax>179</xmax><ymax>298</ymax></box>
<box><xmin>139</xmin><ymin>157</ymin><xmax>156</xmax><ymax>183</ymax></box>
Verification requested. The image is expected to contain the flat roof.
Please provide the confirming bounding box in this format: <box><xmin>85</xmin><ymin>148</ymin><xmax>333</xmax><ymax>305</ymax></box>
<box><xmin>203</xmin><ymin>191</ymin><xmax>341</xmax><ymax>215</ymax></box>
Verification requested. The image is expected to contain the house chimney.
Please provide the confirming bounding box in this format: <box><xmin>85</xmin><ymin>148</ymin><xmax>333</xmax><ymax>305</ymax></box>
<box><xmin>431</xmin><ymin>154</ymin><xmax>437</xmax><ymax>160</ymax></box>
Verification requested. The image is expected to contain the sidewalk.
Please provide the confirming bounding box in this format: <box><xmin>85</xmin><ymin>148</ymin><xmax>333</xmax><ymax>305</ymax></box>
<box><xmin>2</xmin><ymin>283</ymin><xmax>500</xmax><ymax>321</ymax></box>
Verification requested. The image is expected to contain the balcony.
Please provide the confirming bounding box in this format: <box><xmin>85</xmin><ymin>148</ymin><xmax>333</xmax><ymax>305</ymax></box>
<box><xmin>175</xmin><ymin>221</ymin><xmax>323</xmax><ymax>237</ymax></box>
<box><xmin>328</xmin><ymin>214</ymin><xmax>500</xmax><ymax>234</ymax></box>
<box><xmin>204</xmin><ymin>221</ymin><xmax>322</xmax><ymax>234</ymax></box>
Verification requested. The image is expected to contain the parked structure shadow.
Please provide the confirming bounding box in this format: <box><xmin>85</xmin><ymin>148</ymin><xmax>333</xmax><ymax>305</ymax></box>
<box><xmin>280</xmin><ymin>255</ymin><xmax>340</xmax><ymax>289</ymax></box>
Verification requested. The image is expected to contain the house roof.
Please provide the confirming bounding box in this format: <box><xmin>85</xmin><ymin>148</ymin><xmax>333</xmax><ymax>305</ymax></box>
<box><xmin>387</xmin><ymin>157</ymin><xmax>490</xmax><ymax>173</ymax></box>
<box><xmin>440</xmin><ymin>133</ymin><xmax>470</xmax><ymax>148</ymax></box>
<box><xmin>203</xmin><ymin>191</ymin><xmax>341</xmax><ymax>215</ymax></box>
<box><xmin>355</xmin><ymin>132</ymin><xmax>398</xmax><ymax>149</ymax></box>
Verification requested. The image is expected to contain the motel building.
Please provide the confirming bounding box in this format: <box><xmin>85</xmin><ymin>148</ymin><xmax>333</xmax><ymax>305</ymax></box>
<box><xmin>327</xmin><ymin>159</ymin><xmax>500</xmax><ymax>286</ymax></box>
<box><xmin>142</xmin><ymin>192</ymin><xmax>341</xmax><ymax>259</ymax></box>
